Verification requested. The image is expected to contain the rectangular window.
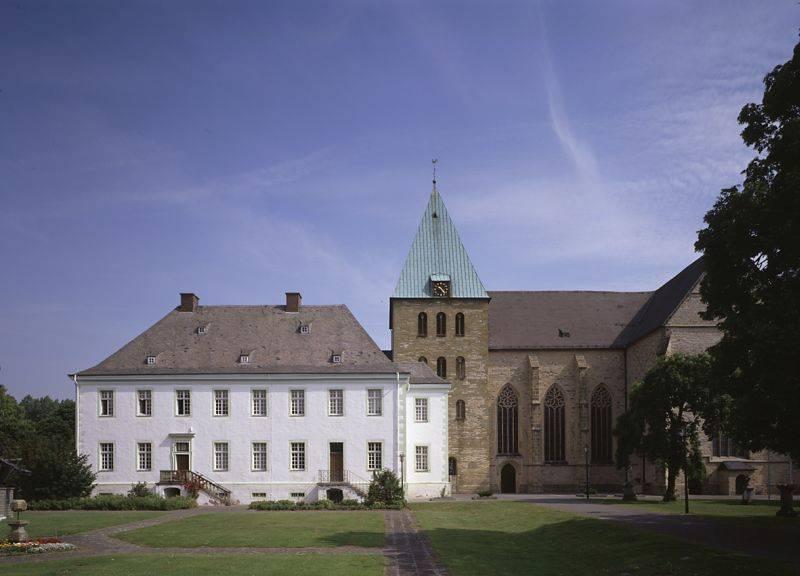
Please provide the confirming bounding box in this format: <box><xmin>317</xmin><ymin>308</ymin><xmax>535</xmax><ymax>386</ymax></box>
<box><xmin>290</xmin><ymin>442</ymin><xmax>306</xmax><ymax>470</ymax></box>
<box><xmin>137</xmin><ymin>390</ymin><xmax>152</xmax><ymax>416</ymax></box>
<box><xmin>252</xmin><ymin>492</ymin><xmax>267</xmax><ymax>499</ymax></box>
<box><xmin>137</xmin><ymin>442</ymin><xmax>152</xmax><ymax>471</ymax></box>
<box><xmin>99</xmin><ymin>390</ymin><xmax>114</xmax><ymax>417</ymax></box>
<box><xmin>290</xmin><ymin>492</ymin><xmax>305</xmax><ymax>500</ymax></box>
<box><xmin>252</xmin><ymin>389</ymin><xmax>267</xmax><ymax>416</ymax></box>
<box><xmin>290</xmin><ymin>390</ymin><xmax>305</xmax><ymax>416</ymax></box>
<box><xmin>415</xmin><ymin>398</ymin><xmax>428</xmax><ymax>422</ymax></box>
<box><xmin>176</xmin><ymin>390</ymin><xmax>191</xmax><ymax>416</ymax></box>
<box><xmin>368</xmin><ymin>442</ymin><xmax>383</xmax><ymax>471</ymax></box>
<box><xmin>99</xmin><ymin>443</ymin><xmax>114</xmax><ymax>471</ymax></box>
<box><xmin>328</xmin><ymin>389</ymin><xmax>344</xmax><ymax>416</ymax></box>
<box><xmin>252</xmin><ymin>442</ymin><xmax>268</xmax><ymax>471</ymax></box>
<box><xmin>367</xmin><ymin>389</ymin><xmax>382</xmax><ymax>416</ymax></box>
<box><xmin>415</xmin><ymin>445</ymin><xmax>429</xmax><ymax>472</ymax></box>
<box><xmin>214</xmin><ymin>389</ymin><xmax>229</xmax><ymax>416</ymax></box>
<box><xmin>214</xmin><ymin>442</ymin><xmax>229</xmax><ymax>471</ymax></box>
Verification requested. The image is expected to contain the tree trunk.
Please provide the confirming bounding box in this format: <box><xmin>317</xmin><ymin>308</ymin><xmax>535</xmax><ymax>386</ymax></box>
<box><xmin>663</xmin><ymin>468</ymin><xmax>677</xmax><ymax>502</ymax></box>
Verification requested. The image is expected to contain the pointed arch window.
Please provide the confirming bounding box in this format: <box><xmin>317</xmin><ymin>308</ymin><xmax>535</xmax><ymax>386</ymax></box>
<box><xmin>455</xmin><ymin>399</ymin><xmax>466</xmax><ymax>420</ymax></box>
<box><xmin>436</xmin><ymin>312</ymin><xmax>446</xmax><ymax>336</ymax></box>
<box><xmin>455</xmin><ymin>356</ymin><xmax>466</xmax><ymax>380</ymax></box>
<box><xmin>590</xmin><ymin>385</ymin><xmax>613</xmax><ymax>463</ymax></box>
<box><xmin>455</xmin><ymin>313</ymin><xmax>465</xmax><ymax>337</ymax></box>
<box><xmin>544</xmin><ymin>386</ymin><xmax>566</xmax><ymax>462</ymax></box>
<box><xmin>417</xmin><ymin>313</ymin><xmax>428</xmax><ymax>337</ymax></box>
<box><xmin>436</xmin><ymin>357</ymin><xmax>447</xmax><ymax>378</ymax></box>
<box><xmin>496</xmin><ymin>385</ymin><xmax>519</xmax><ymax>455</ymax></box>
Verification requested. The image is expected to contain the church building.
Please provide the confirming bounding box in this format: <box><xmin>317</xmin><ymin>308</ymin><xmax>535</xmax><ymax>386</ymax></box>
<box><xmin>390</xmin><ymin>186</ymin><xmax>795</xmax><ymax>496</ymax></box>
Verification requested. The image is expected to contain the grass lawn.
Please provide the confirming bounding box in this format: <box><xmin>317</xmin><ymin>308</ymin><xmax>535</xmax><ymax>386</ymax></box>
<box><xmin>412</xmin><ymin>501</ymin><xmax>796</xmax><ymax>576</ymax></box>
<box><xmin>19</xmin><ymin>511</ymin><xmax>167</xmax><ymax>539</ymax></box>
<box><xmin>2</xmin><ymin>553</ymin><xmax>384</xmax><ymax>575</ymax></box>
<box><xmin>602</xmin><ymin>497</ymin><xmax>794</xmax><ymax>517</ymax></box>
<box><xmin>115</xmin><ymin>511</ymin><xmax>385</xmax><ymax>548</ymax></box>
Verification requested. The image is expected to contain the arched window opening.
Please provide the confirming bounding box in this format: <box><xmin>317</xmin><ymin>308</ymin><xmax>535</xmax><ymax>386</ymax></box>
<box><xmin>436</xmin><ymin>312</ymin><xmax>446</xmax><ymax>336</ymax></box>
<box><xmin>418</xmin><ymin>356</ymin><xmax>427</xmax><ymax>364</ymax></box>
<box><xmin>456</xmin><ymin>356</ymin><xmax>466</xmax><ymax>380</ymax></box>
<box><xmin>590</xmin><ymin>385</ymin><xmax>613</xmax><ymax>463</ymax></box>
<box><xmin>417</xmin><ymin>313</ymin><xmax>427</xmax><ymax>337</ymax></box>
<box><xmin>712</xmin><ymin>434</ymin><xmax>748</xmax><ymax>458</ymax></box>
<box><xmin>455</xmin><ymin>313</ymin><xmax>465</xmax><ymax>337</ymax></box>
<box><xmin>448</xmin><ymin>457</ymin><xmax>457</xmax><ymax>476</ymax></box>
<box><xmin>496</xmin><ymin>385</ymin><xmax>518</xmax><ymax>455</ymax></box>
<box><xmin>436</xmin><ymin>357</ymin><xmax>447</xmax><ymax>378</ymax></box>
<box><xmin>544</xmin><ymin>385</ymin><xmax>566</xmax><ymax>462</ymax></box>
<box><xmin>455</xmin><ymin>399</ymin><xmax>466</xmax><ymax>420</ymax></box>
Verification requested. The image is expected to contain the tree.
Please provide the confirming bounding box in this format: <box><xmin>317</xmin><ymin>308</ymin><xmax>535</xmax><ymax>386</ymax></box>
<box><xmin>365</xmin><ymin>469</ymin><xmax>404</xmax><ymax>507</ymax></box>
<box><xmin>695</xmin><ymin>39</ymin><xmax>800</xmax><ymax>460</ymax></box>
<box><xmin>616</xmin><ymin>354</ymin><xmax>711</xmax><ymax>501</ymax></box>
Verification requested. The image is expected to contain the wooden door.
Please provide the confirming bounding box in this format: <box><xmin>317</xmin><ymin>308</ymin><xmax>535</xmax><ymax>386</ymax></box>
<box><xmin>176</xmin><ymin>454</ymin><xmax>190</xmax><ymax>472</ymax></box>
<box><xmin>330</xmin><ymin>443</ymin><xmax>344</xmax><ymax>482</ymax></box>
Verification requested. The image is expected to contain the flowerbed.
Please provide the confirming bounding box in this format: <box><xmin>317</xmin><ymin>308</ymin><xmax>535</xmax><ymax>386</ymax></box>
<box><xmin>0</xmin><ymin>538</ymin><xmax>76</xmax><ymax>556</ymax></box>
<box><xmin>248</xmin><ymin>499</ymin><xmax>403</xmax><ymax>511</ymax></box>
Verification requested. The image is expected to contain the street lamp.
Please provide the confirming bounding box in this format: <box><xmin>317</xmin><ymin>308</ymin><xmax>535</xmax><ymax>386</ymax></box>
<box><xmin>584</xmin><ymin>445</ymin><xmax>590</xmax><ymax>501</ymax></box>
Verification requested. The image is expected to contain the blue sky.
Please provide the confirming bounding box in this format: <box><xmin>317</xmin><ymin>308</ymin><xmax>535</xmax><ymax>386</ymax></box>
<box><xmin>1</xmin><ymin>1</ymin><xmax>798</xmax><ymax>399</ymax></box>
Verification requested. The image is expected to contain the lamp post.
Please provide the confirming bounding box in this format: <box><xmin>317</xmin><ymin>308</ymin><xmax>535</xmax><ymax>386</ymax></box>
<box><xmin>678</xmin><ymin>429</ymin><xmax>689</xmax><ymax>514</ymax></box>
<box><xmin>584</xmin><ymin>445</ymin><xmax>590</xmax><ymax>501</ymax></box>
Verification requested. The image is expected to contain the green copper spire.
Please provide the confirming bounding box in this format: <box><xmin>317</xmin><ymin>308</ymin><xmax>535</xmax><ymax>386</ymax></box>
<box><xmin>393</xmin><ymin>187</ymin><xmax>488</xmax><ymax>299</ymax></box>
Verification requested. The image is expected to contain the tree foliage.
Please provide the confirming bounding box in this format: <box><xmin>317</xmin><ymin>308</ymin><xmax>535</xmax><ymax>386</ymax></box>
<box><xmin>365</xmin><ymin>469</ymin><xmax>404</xmax><ymax>507</ymax></box>
<box><xmin>0</xmin><ymin>385</ymin><xmax>95</xmax><ymax>499</ymax></box>
<box><xmin>615</xmin><ymin>354</ymin><xmax>711</xmax><ymax>501</ymax></box>
<box><xmin>695</xmin><ymin>39</ymin><xmax>800</xmax><ymax>460</ymax></box>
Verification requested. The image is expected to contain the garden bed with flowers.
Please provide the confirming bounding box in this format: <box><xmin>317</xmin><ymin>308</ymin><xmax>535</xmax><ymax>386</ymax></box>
<box><xmin>0</xmin><ymin>538</ymin><xmax>76</xmax><ymax>556</ymax></box>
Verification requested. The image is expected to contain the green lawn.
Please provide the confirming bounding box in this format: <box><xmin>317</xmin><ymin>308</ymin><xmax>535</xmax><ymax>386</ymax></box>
<box><xmin>19</xmin><ymin>511</ymin><xmax>167</xmax><ymax>539</ymax></box>
<box><xmin>2</xmin><ymin>553</ymin><xmax>384</xmax><ymax>575</ymax></box>
<box><xmin>603</xmin><ymin>497</ymin><xmax>793</xmax><ymax>517</ymax></box>
<box><xmin>115</xmin><ymin>511</ymin><xmax>385</xmax><ymax>548</ymax></box>
<box><xmin>412</xmin><ymin>501</ymin><xmax>796</xmax><ymax>576</ymax></box>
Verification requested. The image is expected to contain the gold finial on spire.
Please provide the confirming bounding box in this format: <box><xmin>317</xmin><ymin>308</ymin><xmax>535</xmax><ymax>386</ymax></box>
<box><xmin>432</xmin><ymin>158</ymin><xmax>438</xmax><ymax>190</ymax></box>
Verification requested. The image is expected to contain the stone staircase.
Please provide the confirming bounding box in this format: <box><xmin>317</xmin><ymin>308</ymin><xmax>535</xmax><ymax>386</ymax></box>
<box><xmin>159</xmin><ymin>469</ymin><xmax>232</xmax><ymax>505</ymax></box>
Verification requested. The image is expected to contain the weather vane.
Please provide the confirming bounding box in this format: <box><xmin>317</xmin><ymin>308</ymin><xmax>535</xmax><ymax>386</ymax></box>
<box><xmin>432</xmin><ymin>158</ymin><xmax>438</xmax><ymax>186</ymax></box>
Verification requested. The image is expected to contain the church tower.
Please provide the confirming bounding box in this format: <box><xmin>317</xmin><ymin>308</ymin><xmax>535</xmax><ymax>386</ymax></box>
<box><xmin>390</xmin><ymin>186</ymin><xmax>491</xmax><ymax>493</ymax></box>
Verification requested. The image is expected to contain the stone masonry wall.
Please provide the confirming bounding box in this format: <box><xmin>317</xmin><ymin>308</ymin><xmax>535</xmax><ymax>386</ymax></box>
<box><xmin>391</xmin><ymin>298</ymin><xmax>491</xmax><ymax>493</ymax></box>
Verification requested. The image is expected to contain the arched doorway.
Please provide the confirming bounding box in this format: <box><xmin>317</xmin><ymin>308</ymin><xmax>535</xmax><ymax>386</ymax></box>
<box><xmin>500</xmin><ymin>463</ymin><xmax>516</xmax><ymax>494</ymax></box>
<box><xmin>735</xmin><ymin>474</ymin><xmax>749</xmax><ymax>495</ymax></box>
<box><xmin>327</xmin><ymin>488</ymin><xmax>344</xmax><ymax>503</ymax></box>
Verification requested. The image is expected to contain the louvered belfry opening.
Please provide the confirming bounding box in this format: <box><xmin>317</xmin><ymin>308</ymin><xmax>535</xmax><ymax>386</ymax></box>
<box><xmin>496</xmin><ymin>385</ymin><xmax>518</xmax><ymax>455</ymax></box>
<box><xmin>544</xmin><ymin>385</ymin><xmax>566</xmax><ymax>462</ymax></box>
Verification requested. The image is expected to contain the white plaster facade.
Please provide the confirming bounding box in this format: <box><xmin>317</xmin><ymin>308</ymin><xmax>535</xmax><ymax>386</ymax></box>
<box><xmin>76</xmin><ymin>372</ymin><xmax>450</xmax><ymax>504</ymax></box>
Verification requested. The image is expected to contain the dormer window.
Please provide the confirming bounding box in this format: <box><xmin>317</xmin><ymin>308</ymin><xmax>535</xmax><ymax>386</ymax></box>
<box><xmin>240</xmin><ymin>354</ymin><xmax>250</xmax><ymax>364</ymax></box>
<box><xmin>299</xmin><ymin>324</ymin><xmax>310</xmax><ymax>335</ymax></box>
<box><xmin>146</xmin><ymin>356</ymin><xmax>156</xmax><ymax>365</ymax></box>
<box><xmin>331</xmin><ymin>354</ymin><xmax>342</xmax><ymax>364</ymax></box>
<box><xmin>197</xmin><ymin>325</ymin><xmax>207</xmax><ymax>335</ymax></box>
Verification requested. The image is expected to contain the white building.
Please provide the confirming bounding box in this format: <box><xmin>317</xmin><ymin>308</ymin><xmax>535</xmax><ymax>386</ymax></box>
<box><xmin>73</xmin><ymin>293</ymin><xmax>450</xmax><ymax>504</ymax></box>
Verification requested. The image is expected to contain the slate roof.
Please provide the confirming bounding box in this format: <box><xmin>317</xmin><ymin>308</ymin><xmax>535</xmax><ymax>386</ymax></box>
<box><xmin>76</xmin><ymin>304</ymin><xmax>401</xmax><ymax>377</ymax></box>
<box><xmin>395</xmin><ymin>361</ymin><xmax>449</xmax><ymax>385</ymax></box>
<box><xmin>487</xmin><ymin>257</ymin><xmax>707</xmax><ymax>350</ymax></box>
<box><xmin>393</xmin><ymin>187</ymin><xmax>488</xmax><ymax>299</ymax></box>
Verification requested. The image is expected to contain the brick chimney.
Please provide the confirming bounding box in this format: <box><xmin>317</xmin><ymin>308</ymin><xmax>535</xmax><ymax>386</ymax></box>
<box><xmin>179</xmin><ymin>293</ymin><xmax>199</xmax><ymax>312</ymax></box>
<box><xmin>285</xmin><ymin>292</ymin><xmax>302</xmax><ymax>313</ymax></box>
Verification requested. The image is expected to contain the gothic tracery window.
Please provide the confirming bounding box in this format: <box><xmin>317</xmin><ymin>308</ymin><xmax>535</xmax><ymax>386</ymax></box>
<box><xmin>455</xmin><ymin>313</ymin><xmax>465</xmax><ymax>336</ymax></box>
<box><xmin>418</xmin><ymin>313</ymin><xmax>427</xmax><ymax>337</ymax></box>
<box><xmin>436</xmin><ymin>312</ymin><xmax>446</xmax><ymax>336</ymax></box>
<box><xmin>497</xmin><ymin>385</ymin><xmax>519</xmax><ymax>455</ymax></box>
<box><xmin>544</xmin><ymin>385</ymin><xmax>566</xmax><ymax>462</ymax></box>
<box><xmin>590</xmin><ymin>384</ymin><xmax>613</xmax><ymax>463</ymax></box>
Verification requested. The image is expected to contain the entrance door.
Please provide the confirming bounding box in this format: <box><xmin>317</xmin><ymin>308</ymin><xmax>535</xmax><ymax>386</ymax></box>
<box><xmin>500</xmin><ymin>463</ymin><xmax>516</xmax><ymax>494</ymax></box>
<box><xmin>329</xmin><ymin>442</ymin><xmax>344</xmax><ymax>482</ymax></box>
<box><xmin>173</xmin><ymin>441</ymin><xmax>191</xmax><ymax>475</ymax></box>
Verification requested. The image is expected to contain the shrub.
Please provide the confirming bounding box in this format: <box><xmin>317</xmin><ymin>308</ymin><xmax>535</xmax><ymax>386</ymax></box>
<box><xmin>477</xmin><ymin>490</ymin><xmax>493</xmax><ymax>498</ymax></box>
<box><xmin>365</xmin><ymin>469</ymin><xmax>404</xmax><ymax>507</ymax></box>
<box><xmin>247</xmin><ymin>499</ymin><xmax>400</xmax><ymax>511</ymax></box>
<box><xmin>28</xmin><ymin>494</ymin><xmax>196</xmax><ymax>511</ymax></box>
<box><xmin>128</xmin><ymin>482</ymin><xmax>152</xmax><ymax>498</ymax></box>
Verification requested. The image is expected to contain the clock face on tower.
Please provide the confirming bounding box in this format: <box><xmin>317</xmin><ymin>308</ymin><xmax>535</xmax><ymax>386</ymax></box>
<box><xmin>432</xmin><ymin>280</ymin><xmax>451</xmax><ymax>298</ymax></box>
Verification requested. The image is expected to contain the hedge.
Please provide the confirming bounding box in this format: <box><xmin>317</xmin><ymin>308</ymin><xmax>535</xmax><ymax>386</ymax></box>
<box><xmin>28</xmin><ymin>494</ymin><xmax>197</xmax><ymax>511</ymax></box>
<box><xmin>248</xmin><ymin>499</ymin><xmax>403</xmax><ymax>511</ymax></box>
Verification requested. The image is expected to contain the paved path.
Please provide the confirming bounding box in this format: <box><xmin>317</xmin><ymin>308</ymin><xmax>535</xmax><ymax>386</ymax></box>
<box><xmin>522</xmin><ymin>496</ymin><xmax>800</xmax><ymax>566</ymax></box>
<box><xmin>0</xmin><ymin>506</ymin><xmax>444</xmax><ymax>575</ymax></box>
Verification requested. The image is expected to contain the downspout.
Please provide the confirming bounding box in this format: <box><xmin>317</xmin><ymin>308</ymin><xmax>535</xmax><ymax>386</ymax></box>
<box><xmin>72</xmin><ymin>374</ymin><xmax>80</xmax><ymax>456</ymax></box>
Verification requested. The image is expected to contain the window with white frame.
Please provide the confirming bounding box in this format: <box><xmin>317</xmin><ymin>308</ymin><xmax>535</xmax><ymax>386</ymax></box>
<box><xmin>290</xmin><ymin>492</ymin><xmax>306</xmax><ymax>500</ymax></box>
<box><xmin>328</xmin><ymin>389</ymin><xmax>344</xmax><ymax>416</ymax></box>
<box><xmin>214</xmin><ymin>389</ymin><xmax>229</xmax><ymax>416</ymax></box>
<box><xmin>99</xmin><ymin>443</ymin><xmax>114</xmax><ymax>471</ymax></box>
<box><xmin>176</xmin><ymin>390</ymin><xmax>191</xmax><ymax>416</ymax></box>
<box><xmin>146</xmin><ymin>355</ymin><xmax>156</xmax><ymax>365</ymax></box>
<box><xmin>367</xmin><ymin>389</ymin><xmax>382</xmax><ymax>416</ymax></box>
<box><xmin>99</xmin><ymin>390</ymin><xmax>114</xmax><ymax>417</ymax></box>
<box><xmin>214</xmin><ymin>442</ymin><xmax>229</xmax><ymax>471</ymax></box>
<box><xmin>290</xmin><ymin>442</ymin><xmax>306</xmax><ymax>470</ymax></box>
<box><xmin>368</xmin><ymin>441</ymin><xmax>383</xmax><ymax>471</ymax></box>
<box><xmin>252</xmin><ymin>492</ymin><xmax>267</xmax><ymax>499</ymax></box>
<box><xmin>290</xmin><ymin>390</ymin><xmax>305</xmax><ymax>416</ymax></box>
<box><xmin>415</xmin><ymin>398</ymin><xmax>429</xmax><ymax>422</ymax></box>
<box><xmin>252</xmin><ymin>442</ymin><xmax>268</xmax><ymax>471</ymax></box>
<box><xmin>137</xmin><ymin>442</ymin><xmax>152</xmax><ymax>471</ymax></box>
<box><xmin>252</xmin><ymin>389</ymin><xmax>267</xmax><ymax>416</ymax></box>
<box><xmin>137</xmin><ymin>390</ymin><xmax>152</xmax><ymax>416</ymax></box>
<box><xmin>415</xmin><ymin>445</ymin><xmax>429</xmax><ymax>472</ymax></box>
